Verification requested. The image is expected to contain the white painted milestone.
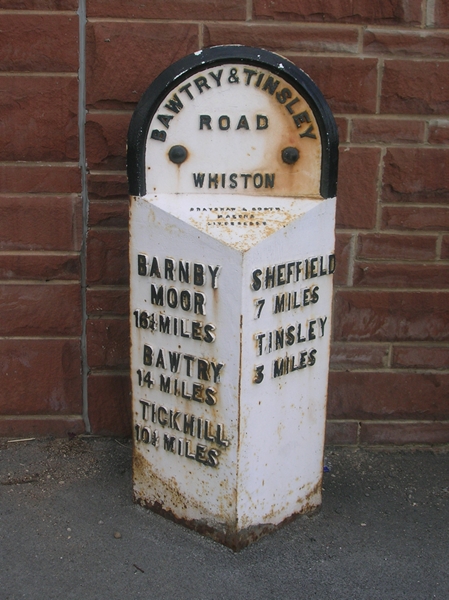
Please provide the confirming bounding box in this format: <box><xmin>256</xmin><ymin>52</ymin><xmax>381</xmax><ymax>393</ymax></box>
<box><xmin>128</xmin><ymin>48</ymin><xmax>338</xmax><ymax>549</ymax></box>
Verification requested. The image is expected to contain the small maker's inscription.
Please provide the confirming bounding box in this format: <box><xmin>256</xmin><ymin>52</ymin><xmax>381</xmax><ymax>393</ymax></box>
<box><xmin>189</xmin><ymin>205</ymin><xmax>282</xmax><ymax>228</ymax></box>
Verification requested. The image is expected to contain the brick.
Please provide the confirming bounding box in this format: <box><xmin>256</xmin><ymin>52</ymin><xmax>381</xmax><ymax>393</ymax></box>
<box><xmin>360</xmin><ymin>422</ymin><xmax>449</xmax><ymax>445</ymax></box>
<box><xmin>0</xmin><ymin>15</ymin><xmax>78</xmax><ymax>72</ymax></box>
<box><xmin>333</xmin><ymin>233</ymin><xmax>352</xmax><ymax>286</ymax></box>
<box><xmin>353</xmin><ymin>263</ymin><xmax>449</xmax><ymax>289</ymax></box>
<box><xmin>88</xmin><ymin>200</ymin><xmax>129</xmax><ymax>228</ymax></box>
<box><xmin>0</xmin><ymin>0</ymin><xmax>77</xmax><ymax>8</ymax></box>
<box><xmin>87</xmin><ymin>230</ymin><xmax>129</xmax><ymax>286</ymax></box>
<box><xmin>442</xmin><ymin>236</ymin><xmax>449</xmax><ymax>259</ymax></box>
<box><xmin>0</xmin><ymin>254</ymin><xmax>80</xmax><ymax>281</ymax></box>
<box><xmin>85</xmin><ymin>112</ymin><xmax>130</xmax><ymax>171</ymax></box>
<box><xmin>289</xmin><ymin>56</ymin><xmax>378</xmax><ymax>114</ymax></box>
<box><xmin>0</xmin><ymin>165</ymin><xmax>80</xmax><ymax>194</ymax></box>
<box><xmin>0</xmin><ymin>284</ymin><xmax>81</xmax><ymax>336</ymax></box>
<box><xmin>433</xmin><ymin>0</ymin><xmax>449</xmax><ymax>27</ymax></box>
<box><xmin>87</xmin><ymin>319</ymin><xmax>129</xmax><ymax>369</ymax></box>
<box><xmin>86</xmin><ymin>288</ymin><xmax>129</xmax><ymax>317</ymax></box>
<box><xmin>330</xmin><ymin>343</ymin><xmax>389</xmax><ymax>369</ymax></box>
<box><xmin>381</xmin><ymin>60</ymin><xmax>449</xmax><ymax>114</ymax></box>
<box><xmin>87</xmin><ymin>0</ymin><xmax>245</xmax><ymax>20</ymax></box>
<box><xmin>351</xmin><ymin>118</ymin><xmax>424</xmax><ymax>144</ymax></box>
<box><xmin>336</xmin><ymin>147</ymin><xmax>380</xmax><ymax>229</ymax></box>
<box><xmin>357</xmin><ymin>233</ymin><xmax>436</xmax><ymax>261</ymax></box>
<box><xmin>86</xmin><ymin>22</ymin><xmax>198</xmax><ymax>109</ymax></box>
<box><xmin>0</xmin><ymin>416</ymin><xmax>84</xmax><ymax>438</ymax></box>
<box><xmin>328</xmin><ymin>371</ymin><xmax>449</xmax><ymax>420</ymax></box>
<box><xmin>0</xmin><ymin>76</ymin><xmax>78</xmax><ymax>162</ymax></box>
<box><xmin>382</xmin><ymin>148</ymin><xmax>449</xmax><ymax>204</ymax></box>
<box><xmin>204</xmin><ymin>24</ymin><xmax>359</xmax><ymax>54</ymax></box>
<box><xmin>87</xmin><ymin>173</ymin><xmax>128</xmax><ymax>199</ymax></box>
<box><xmin>392</xmin><ymin>345</ymin><xmax>449</xmax><ymax>369</ymax></box>
<box><xmin>333</xmin><ymin>290</ymin><xmax>449</xmax><ymax>342</ymax></box>
<box><xmin>428</xmin><ymin>119</ymin><xmax>449</xmax><ymax>144</ymax></box>
<box><xmin>325</xmin><ymin>420</ymin><xmax>358</xmax><ymax>445</ymax></box>
<box><xmin>88</xmin><ymin>373</ymin><xmax>131</xmax><ymax>436</ymax></box>
<box><xmin>382</xmin><ymin>206</ymin><xmax>449</xmax><ymax>232</ymax></box>
<box><xmin>0</xmin><ymin>339</ymin><xmax>82</xmax><ymax>415</ymax></box>
<box><xmin>364</xmin><ymin>29</ymin><xmax>449</xmax><ymax>57</ymax></box>
<box><xmin>0</xmin><ymin>196</ymin><xmax>82</xmax><ymax>251</ymax></box>
<box><xmin>253</xmin><ymin>0</ymin><xmax>422</xmax><ymax>25</ymax></box>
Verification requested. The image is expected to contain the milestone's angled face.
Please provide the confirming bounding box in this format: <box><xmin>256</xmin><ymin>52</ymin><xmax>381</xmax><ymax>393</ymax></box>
<box><xmin>144</xmin><ymin>63</ymin><xmax>322</xmax><ymax>198</ymax></box>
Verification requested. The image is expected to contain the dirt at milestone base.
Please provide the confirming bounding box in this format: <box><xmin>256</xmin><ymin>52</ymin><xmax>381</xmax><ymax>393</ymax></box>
<box><xmin>1</xmin><ymin>435</ymin><xmax>448</xmax><ymax>512</ymax></box>
<box><xmin>0</xmin><ymin>436</ymin><xmax>133</xmax><ymax>498</ymax></box>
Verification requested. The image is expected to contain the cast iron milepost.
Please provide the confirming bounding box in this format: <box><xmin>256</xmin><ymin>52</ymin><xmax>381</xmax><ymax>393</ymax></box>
<box><xmin>127</xmin><ymin>46</ymin><xmax>338</xmax><ymax>550</ymax></box>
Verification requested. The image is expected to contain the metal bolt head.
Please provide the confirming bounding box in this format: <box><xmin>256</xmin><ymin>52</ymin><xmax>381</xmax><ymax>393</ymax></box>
<box><xmin>168</xmin><ymin>145</ymin><xmax>188</xmax><ymax>164</ymax></box>
<box><xmin>282</xmin><ymin>147</ymin><xmax>300</xmax><ymax>165</ymax></box>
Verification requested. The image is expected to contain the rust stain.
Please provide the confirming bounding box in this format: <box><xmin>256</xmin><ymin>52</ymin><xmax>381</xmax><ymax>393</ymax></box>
<box><xmin>145</xmin><ymin>67</ymin><xmax>323</xmax><ymax>198</ymax></box>
<box><xmin>134</xmin><ymin>448</ymin><xmax>197</xmax><ymax>513</ymax></box>
<box><xmin>135</xmin><ymin>490</ymin><xmax>321</xmax><ymax>552</ymax></box>
<box><xmin>134</xmin><ymin>436</ymin><xmax>322</xmax><ymax>552</ymax></box>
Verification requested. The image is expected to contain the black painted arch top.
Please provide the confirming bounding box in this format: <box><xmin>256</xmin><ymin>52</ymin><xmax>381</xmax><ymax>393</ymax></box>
<box><xmin>127</xmin><ymin>45</ymin><xmax>338</xmax><ymax>199</ymax></box>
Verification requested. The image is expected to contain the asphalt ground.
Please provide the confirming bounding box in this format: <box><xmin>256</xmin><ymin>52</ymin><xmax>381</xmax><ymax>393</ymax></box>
<box><xmin>1</xmin><ymin>437</ymin><xmax>448</xmax><ymax>600</ymax></box>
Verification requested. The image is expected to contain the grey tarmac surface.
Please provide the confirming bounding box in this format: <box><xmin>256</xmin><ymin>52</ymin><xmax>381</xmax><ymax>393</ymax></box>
<box><xmin>0</xmin><ymin>437</ymin><xmax>448</xmax><ymax>600</ymax></box>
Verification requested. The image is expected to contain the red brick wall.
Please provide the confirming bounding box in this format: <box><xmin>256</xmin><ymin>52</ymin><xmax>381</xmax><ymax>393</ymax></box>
<box><xmin>1</xmin><ymin>0</ymin><xmax>448</xmax><ymax>444</ymax></box>
<box><xmin>0</xmin><ymin>2</ymin><xmax>84</xmax><ymax>436</ymax></box>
